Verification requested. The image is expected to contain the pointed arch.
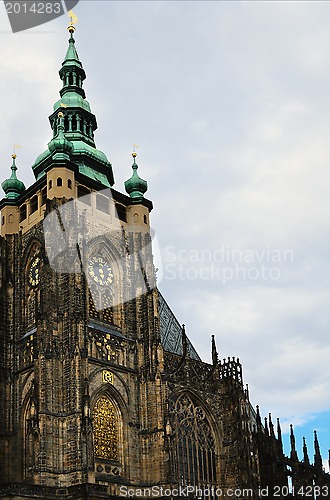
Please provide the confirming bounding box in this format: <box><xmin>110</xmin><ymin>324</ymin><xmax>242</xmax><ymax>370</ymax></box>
<box><xmin>22</xmin><ymin>240</ymin><xmax>43</xmax><ymax>330</ymax></box>
<box><xmin>21</xmin><ymin>378</ymin><xmax>39</xmax><ymax>480</ymax></box>
<box><xmin>22</xmin><ymin>238</ymin><xmax>43</xmax><ymax>269</ymax></box>
<box><xmin>90</xmin><ymin>378</ymin><xmax>129</xmax><ymax>478</ymax></box>
<box><xmin>87</xmin><ymin>237</ymin><xmax>125</xmax><ymax>328</ymax></box>
<box><xmin>170</xmin><ymin>393</ymin><xmax>218</xmax><ymax>487</ymax></box>
<box><xmin>93</xmin><ymin>394</ymin><xmax>119</xmax><ymax>461</ymax></box>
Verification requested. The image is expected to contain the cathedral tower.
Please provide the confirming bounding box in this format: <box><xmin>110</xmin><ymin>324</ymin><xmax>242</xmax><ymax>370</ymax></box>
<box><xmin>1</xmin><ymin>25</ymin><xmax>329</xmax><ymax>500</ymax></box>
<box><xmin>0</xmin><ymin>25</ymin><xmax>166</xmax><ymax>498</ymax></box>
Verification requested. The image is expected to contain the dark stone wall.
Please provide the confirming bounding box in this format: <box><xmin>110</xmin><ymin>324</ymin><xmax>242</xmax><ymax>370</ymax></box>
<box><xmin>0</xmin><ymin>197</ymin><xmax>329</xmax><ymax>499</ymax></box>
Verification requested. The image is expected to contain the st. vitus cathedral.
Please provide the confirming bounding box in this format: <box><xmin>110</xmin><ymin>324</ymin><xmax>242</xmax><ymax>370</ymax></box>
<box><xmin>0</xmin><ymin>26</ymin><xmax>329</xmax><ymax>500</ymax></box>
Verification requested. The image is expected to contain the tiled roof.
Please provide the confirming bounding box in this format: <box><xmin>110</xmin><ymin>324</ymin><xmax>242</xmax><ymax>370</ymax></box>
<box><xmin>158</xmin><ymin>291</ymin><xmax>200</xmax><ymax>361</ymax></box>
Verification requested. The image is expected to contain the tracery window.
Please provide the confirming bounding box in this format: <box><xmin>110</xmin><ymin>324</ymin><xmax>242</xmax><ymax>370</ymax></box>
<box><xmin>87</xmin><ymin>249</ymin><xmax>118</xmax><ymax>325</ymax></box>
<box><xmin>88</xmin><ymin>285</ymin><xmax>114</xmax><ymax>324</ymax></box>
<box><xmin>27</xmin><ymin>293</ymin><xmax>36</xmax><ymax>328</ymax></box>
<box><xmin>93</xmin><ymin>395</ymin><xmax>118</xmax><ymax>461</ymax></box>
<box><xmin>24</xmin><ymin>394</ymin><xmax>39</xmax><ymax>478</ymax></box>
<box><xmin>25</xmin><ymin>246</ymin><xmax>42</xmax><ymax>329</ymax></box>
<box><xmin>171</xmin><ymin>394</ymin><xmax>217</xmax><ymax>486</ymax></box>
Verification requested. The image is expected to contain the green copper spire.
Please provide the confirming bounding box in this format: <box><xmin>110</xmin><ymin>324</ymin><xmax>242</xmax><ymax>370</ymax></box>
<box><xmin>62</xmin><ymin>26</ymin><xmax>83</xmax><ymax>71</ymax></box>
<box><xmin>124</xmin><ymin>152</ymin><xmax>148</xmax><ymax>200</ymax></box>
<box><xmin>1</xmin><ymin>154</ymin><xmax>26</xmax><ymax>199</ymax></box>
<box><xmin>32</xmin><ymin>25</ymin><xmax>114</xmax><ymax>188</ymax></box>
<box><xmin>55</xmin><ymin>25</ymin><xmax>89</xmax><ymax>110</ymax></box>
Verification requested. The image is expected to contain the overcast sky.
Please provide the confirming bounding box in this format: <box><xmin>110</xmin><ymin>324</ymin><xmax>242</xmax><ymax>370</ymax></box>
<box><xmin>0</xmin><ymin>1</ymin><xmax>329</xmax><ymax>465</ymax></box>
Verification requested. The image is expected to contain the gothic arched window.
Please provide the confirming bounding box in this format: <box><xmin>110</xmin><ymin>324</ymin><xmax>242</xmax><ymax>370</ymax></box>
<box><xmin>24</xmin><ymin>394</ymin><xmax>39</xmax><ymax>478</ymax></box>
<box><xmin>93</xmin><ymin>395</ymin><xmax>118</xmax><ymax>461</ymax></box>
<box><xmin>87</xmin><ymin>250</ymin><xmax>118</xmax><ymax>326</ymax></box>
<box><xmin>171</xmin><ymin>394</ymin><xmax>217</xmax><ymax>486</ymax></box>
<box><xmin>88</xmin><ymin>283</ymin><xmax>114</xmax><ymax>324</ymax></box>
<box><xmin>24</xmin><ymin>246</ymin><xmax>42</xmax><ymax>330</ymax></box>
<box><xmin>26</xmin><ymin>293</ymin><xmax>36</xmax><ymax>329</ymax></box>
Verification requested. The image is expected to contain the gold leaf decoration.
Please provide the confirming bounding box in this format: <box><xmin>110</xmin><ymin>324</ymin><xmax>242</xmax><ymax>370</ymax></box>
<box><xmin>93</xmin><ymin>395</ymin><xmax>118</xmax><ymax>461</ymax></box>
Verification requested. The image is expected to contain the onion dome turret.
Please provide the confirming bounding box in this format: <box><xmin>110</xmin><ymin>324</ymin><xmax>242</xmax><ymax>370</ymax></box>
<box><xmin>1</xmin><ymin>154</ymin><xmax>26</xmax><ymax>199</ymax></box>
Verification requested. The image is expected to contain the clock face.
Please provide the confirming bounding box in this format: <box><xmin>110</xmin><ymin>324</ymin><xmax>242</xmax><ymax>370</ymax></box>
<box><xmin>28</xmin><ymin>256</ymin><xmax>41</xmax><ymax>288</ymax></box>
<box><xmin>87</xmin><ymin>256</ymin><xmax>113</xmax><ymax>286</ymax></box>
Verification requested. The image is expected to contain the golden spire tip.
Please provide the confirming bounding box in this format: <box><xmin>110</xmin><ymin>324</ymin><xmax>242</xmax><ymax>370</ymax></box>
<box><xmin>132</xmin><ymin>143</ymin><xmax>138</xmax><ymax>158</ymax></box>
<box><xmin>67</xmin><ymin>10</ymin><xmax>78</xmax><ymax>33</ymax></box>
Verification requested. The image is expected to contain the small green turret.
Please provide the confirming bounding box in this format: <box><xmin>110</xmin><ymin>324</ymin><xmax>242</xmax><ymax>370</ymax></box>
<box><xmin>124</xmin><ymin>152</ymin><xmax>148</xmax><ymax>201</ymax></box>
<box><xmin>1</xmin><ymin>154</ymin><xmax>26</xmax><ymax>199</ymax></box>
<box><xmin>48</xmin><ymin>112</ymin><xmax>74</xmax><ymax>160</ymax></box>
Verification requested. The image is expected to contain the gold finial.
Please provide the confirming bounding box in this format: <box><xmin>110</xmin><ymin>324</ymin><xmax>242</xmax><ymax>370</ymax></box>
<box><xmin>11</xmin><ymin>153</ymin><xmax>17</xmax><ymax>160</ymax></box>
<box><xmin>68</xmin><ymin>24</ymin><xmax>76</xmax><ymax>35</ymax></box>
<box><xmin>67</xmin><ymin>10</ymin><xmax>78</xmax><ymax>34</ymax></box>
<box><xmin>58</xmin><ymin>112</ymin><xmax>64</xmax><ymax>118</ymax></box>
<box><xmin>132</xmin><ymin>143</ymin><xmax>138</xmax><ymax>158</ymax></box>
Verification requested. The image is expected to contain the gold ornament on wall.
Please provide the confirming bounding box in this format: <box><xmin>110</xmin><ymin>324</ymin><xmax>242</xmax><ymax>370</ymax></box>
<box><xmin>28</xmin><ymin>256</ymin><xmax>41</xmax><ymax>288</ymax></box>
<box><xmin>102</xmin><ymin>370</ymin><xmax>114</xmax><ymax>384</ymax></box>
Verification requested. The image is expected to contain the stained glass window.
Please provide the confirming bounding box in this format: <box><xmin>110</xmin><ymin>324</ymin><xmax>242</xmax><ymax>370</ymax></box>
<box><xmin>171</xmin><ymin>394</ymin><xmax>217</xmax><ymax>486</ymax></box>
<box><xmin>93</xmin><ymin>395</ymin><xmax>118</xmax><ymax>461</ymax></box>
<box><xmin>27</xmin><ymin>293</ymin><xmax>36</xmax><ymax>328</ymax></box>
